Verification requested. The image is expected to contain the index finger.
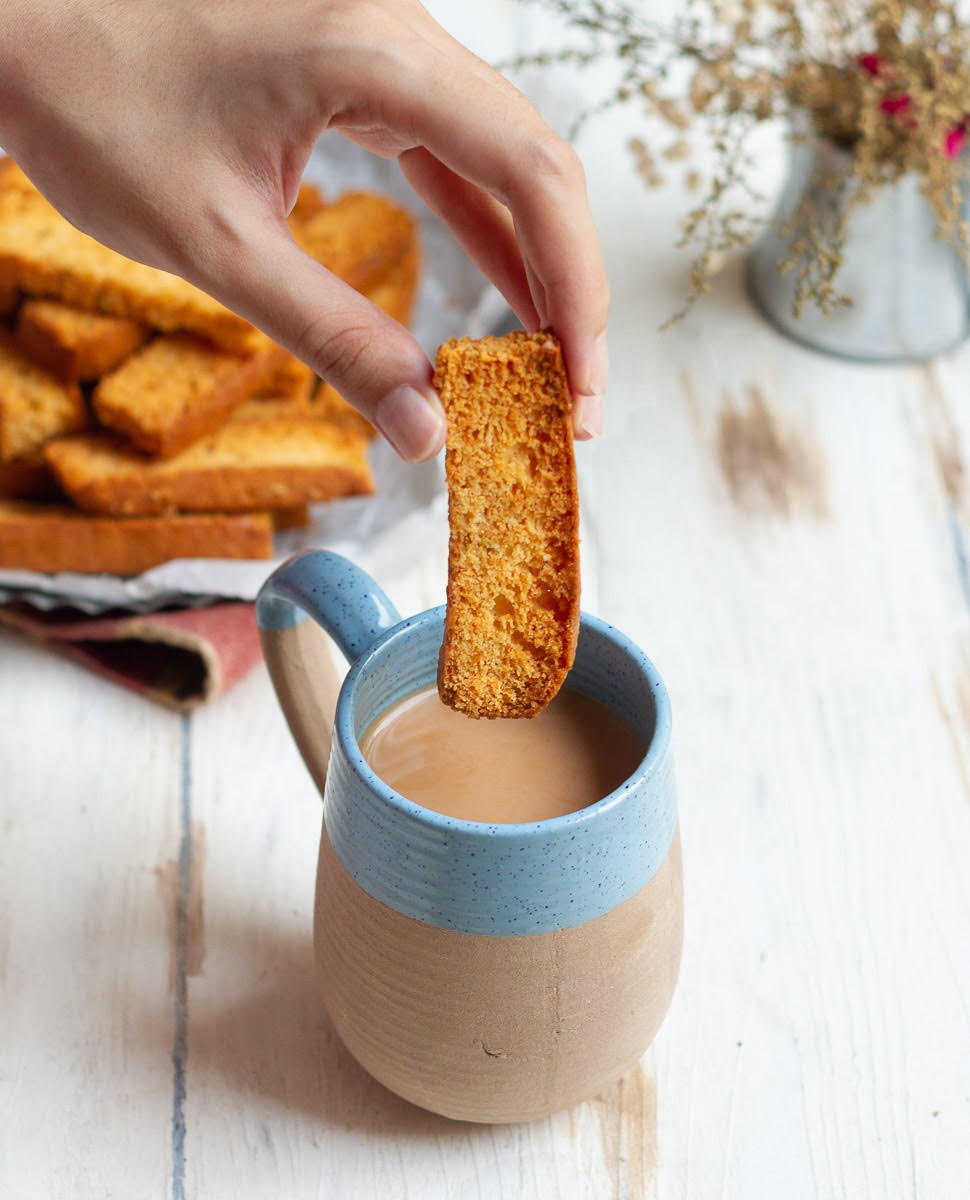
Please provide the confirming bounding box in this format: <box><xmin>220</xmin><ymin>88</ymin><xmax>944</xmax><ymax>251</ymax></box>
<box><xmin>384</xmin><ymin>43</ymin><xmax>610</xmax><ymax>433</ymax></box>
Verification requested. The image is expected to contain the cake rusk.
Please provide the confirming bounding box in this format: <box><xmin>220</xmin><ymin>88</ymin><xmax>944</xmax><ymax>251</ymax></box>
<box><xmin>230</xmin><ymin>392</ymin><xmax>321</xmax><ymax>423</ymax></box>
<box><xmin>16</xmin><ymin>297</ymin><xmax>148</xmax><ymax>382</ymax></box>
<box><xmin>433</xmin><ymin>331</ymin><xmax>580</xmax><ymax>719</ymax></box>
<box><xmin>249</xmin><ymin>353</ymin><xmax>316</xmax><ymax>407</ymax></box>
<box><xmin>271</xmin><ymin>504</ymin><xmax>311</xmax><ymax>531</ymax></box>
<box><xmin>0</xmin><ymin>270</ymin><xmax>17</xmax><ymax>316</ymax></box>
<box><xmin>312</xmin><ymin>384</ymin><xmax>376</xmax><ymax>438</ymax></box>
<box><xmin>366</xmin><ymin>244</ymin><xmax>420</xmax><ymax>328</ymax></box>
<box><xmin>45</xmin><ymin>418</ymin><xmax>374</xmax><ymax>515</ymax></box>
<box><xmin>232</xmin><ymin>381</ymin><xmax>375</xmax><ymax>438</ymax></box>
<box><xmin>0</xmin><ymin>452</ymin><xmax>61</xmax><ymax>500</ymax></box>
<box><xmin>288</xmin><ymin>182</ymin><xmax>327</xmax><ymax>227</ymax></box>
<box><xmin>0</xmin><ymin>158</ymin><xmax>36</xmax><ymax>193</ymax></box>
<box><xmin>0</xmin><ymin>333</ymin><xmax>88</xmax><ymax>462</ymax></box>
<box><xmin>0</xmin><ymin>498</ymin><xmax>273</xmax><ymax>574</ymax></box>
<box><xmin>92</xmin><ymin>334</ymin><xmax>288</xmax><ymax>457</ymax></box>
<box><xmin>295</xmin><ymin>192</ymin><xmax>418</xmax><ymax>294</ymax></box>
<box><xmin>0</xmin><ymin>159</ymin><xmax>265</xmax><ymax>354</ymax></box>
<box><xmin>0</xmin><ymin>162</ymin><xmax>414</xmax><ymax>355</ymax></box>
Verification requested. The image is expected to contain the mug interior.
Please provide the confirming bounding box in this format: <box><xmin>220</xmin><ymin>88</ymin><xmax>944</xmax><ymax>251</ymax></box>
<box><xmin>345</xmin><ymin>607</ymin><xmax>665</xmax><ymax>819</ymax></box>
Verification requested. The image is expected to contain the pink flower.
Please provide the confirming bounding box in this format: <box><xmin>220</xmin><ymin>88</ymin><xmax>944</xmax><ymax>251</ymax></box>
<box><xmin>945</xmin><ymin>126</ymin><xmax>967</xmax><ymax>158</ymax></box>
<box><xmin>859</xmin><ymin>53</ymin><xmax>883</xmax><ymax>77</ymax></box>
<box><xmin>880</xmin><ymin>94</ymin><xmax>910</xmax><ymax>116</ymax></box>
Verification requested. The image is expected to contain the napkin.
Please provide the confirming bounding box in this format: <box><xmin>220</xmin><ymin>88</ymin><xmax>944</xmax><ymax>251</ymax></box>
<box><xmin>0</xmin><ymin>602</ymin><xmax>262</xmax><ymax>710</ymax></box>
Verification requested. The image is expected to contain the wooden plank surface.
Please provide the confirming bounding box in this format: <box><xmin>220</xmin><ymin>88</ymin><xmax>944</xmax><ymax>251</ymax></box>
<box><xmin>2</xmin><ymin>1</ymin><xmax>970</xmax><ymax>1196</ymax></box>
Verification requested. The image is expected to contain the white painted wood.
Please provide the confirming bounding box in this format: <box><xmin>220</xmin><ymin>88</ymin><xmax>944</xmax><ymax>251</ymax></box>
<box><xmin>0</xmin><ymin>635</ymin><xmax>180</xmax><ymax>1197</ymax></box>
<box><xmin>2</xmin><ymin>1</ymin><xmax>970</xmax><ymax>1196</ymax></box>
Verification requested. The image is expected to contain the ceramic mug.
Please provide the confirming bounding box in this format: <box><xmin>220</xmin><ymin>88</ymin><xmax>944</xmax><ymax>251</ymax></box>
<box><xmin>256</xmin><ymin>549</ymin><xmax>682</xmax><ymax>1123</ymax></box>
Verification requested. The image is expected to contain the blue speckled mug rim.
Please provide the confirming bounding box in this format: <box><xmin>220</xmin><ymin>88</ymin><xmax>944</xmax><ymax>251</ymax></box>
<box><xmin>334</xmin><ymin>604</ymin><xmax>672</xmax><ymax>841</ymax></box>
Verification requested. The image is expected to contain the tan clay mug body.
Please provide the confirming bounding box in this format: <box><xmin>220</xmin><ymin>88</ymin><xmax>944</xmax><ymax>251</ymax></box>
<box><xmin>257</xmin><ymin>550</ymin><xmax>682</xmax><ymax>1123</ymax></box>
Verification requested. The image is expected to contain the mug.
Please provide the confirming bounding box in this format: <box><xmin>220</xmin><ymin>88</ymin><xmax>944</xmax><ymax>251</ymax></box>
<box><xmin>256</xmin><ymin>550</ymin><xmax>682</xmax><ymax>1124</ymax></box>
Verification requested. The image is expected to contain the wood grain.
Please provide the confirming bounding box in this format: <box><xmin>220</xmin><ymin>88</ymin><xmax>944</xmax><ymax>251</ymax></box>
<box><xmin>2</xmin><ymin>0</ymin><xmax>970</xmax><ymax>1194</ymax></box>
<box><xmin>714</xmin><ymin>383</ymin><xmax>828</xmax><ymax>519</ymax></box>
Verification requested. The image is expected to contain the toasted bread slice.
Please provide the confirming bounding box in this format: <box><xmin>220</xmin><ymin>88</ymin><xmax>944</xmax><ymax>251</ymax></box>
<box><xmin>92</xmin><ymin>334</ymin><xmax>288</xmax><ymax>457</ymax></box>
<box><xmin>433</xmin><ymin>331</ymin><xmax>580</xmax><ymax>719</ymax></box>
<box><xmin>271</xmin><ymin>504</ymin><xmax>311</xmax><ymax>531</ymax></box>
<box><xmin>230</xmin><ymin>392</ymin><xmax>319</xmax><ymax>423</ymax></box>
<box><xmin>288</xmin><ymin>182</ymin><xmax>327</xmax><ymax>227</ymax></box>
<box><xmin>0</xmin><ymin>269</ymin><xmax>17</xmax><ymax>316</ymax></box>
<box><xmin>0</xmin><ymin>158</ymin><xmax>35</xmax><ymax>192</ymax></box>
<box><xmin>313</xmin><ymin>384</ymin><xmax>376</xmax><ymax>438</ymax></box>
<box><xmin>46</xmin><ymin>418</ymin><xmax>374</xmax><ymax>515</ymax></box>
<box><xmin>295</xmin><ymin>192</ymin><xmax>417</xmax><ymax>293</ymax></box>
<box><xmin>0</xmin><ymin>164</ymin><xmax>264</xmax><ymax>352</ymax></box>
<box><xmin>232</xmin><ymin>381</ymin><xmax>375</xmax><ymax>438</ymax></box>
<box><xmin>249</xmin><ymin>353</ymin><xmax>315</xmax><ymax>406</ymax></box>
<box><xmin>16</xmin><ymin>298</ymin><xmax>148</xmax><ymax>382</ymax></box>
<box><xmin>0</xmin><ymin>498</ymin><xmax>272</xmax><ymax>574</ymax></box>
<box><xmin>0</xmin><ymin>452</ymin><xmax>61</xmax><ymax>500</ymax></box>
<box><xmin>0</xmin><ymin>333</ymin><xmax>88</xmax><ymax>462</ymax></box>
<box><xmin>367</xmin><ymin>244</ymin><xmax>420</xmax><ymax>328</ymax></box>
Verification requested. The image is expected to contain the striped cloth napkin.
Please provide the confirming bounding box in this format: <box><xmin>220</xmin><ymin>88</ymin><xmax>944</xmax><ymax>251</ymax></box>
<box><xmin>0</xmin><ymin>601</ymin><xmax>263</xmax><ymax>709</ymax></box>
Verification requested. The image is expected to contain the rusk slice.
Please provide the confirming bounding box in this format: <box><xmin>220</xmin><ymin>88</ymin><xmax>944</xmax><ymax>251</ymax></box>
<box><xmin>92</xmin><ymin>334</ymin><xmax>288</xmax><ymax>457</ymax></box>
<box><xmin>434</xmin><ymin>331</ymin><xmax>580</xmax><ymax>719</ymax></box>
<box><xmin>313</xmin><ymin>385</ymin><xmax>376</xmax><ymax>439</ymax></box>
<box><xmin>0</xmin><ymin>499</ymin><xmax>272</xmax><ymax>574</ymax></box>
<box><xmin>295</xmin><ymin>193</ymin><xmax>417</xmax><ymax>293</ymax></box>
<box><xmin>232</xmin><ymin>382</ymin><xmax>375</xmax><ymax>438</ymax></box>
<box><xmin>0</xmin><ymin>268</ymin><xmax>17</xmax><ymax>315</ymax></box>
<box><xmin>366</xmin><ymin>244</ymin><xmax>420</xmax><ymax>328</ymax></box>
<box><xmin>16</xmin><ymin>298</ymin><xmax>148</xmax><ymax>382</ymax></box>
<box><xmin>231</xmin><ymin>392</ymin><xmax>320</xmax><ymax>423</ymax></box>
<box><xmin>0</xmin><ymin>160</ymin><xmax>264</xmax><ymax>352</ymax></box>
<box><xmin>271</xmin><ymin>505</ymin><xmax>311</xmax><ymax>531</ymax></box>
<box><xmin>0</xmin><ymin>452</ymin><xmax>61</xmax><ymax>500</ymax></box>
<box><xmin>0</xmin><ymin>334</ymin><xmax>88</xmax><ymax>461</ymax></box>
<box><xmin>249</xmin><ymin>354</ymin><xmax>315</xmax><ymax>406</ymax></box>
<box><xmin>46</xmin><ymin>418</ymin><xmax>374</xmax><ymax>515</ymax></box>
<box><xmin>288</xmin><ymin>182</ymin><xmax>327</xmax><ymax>227</ymax></box>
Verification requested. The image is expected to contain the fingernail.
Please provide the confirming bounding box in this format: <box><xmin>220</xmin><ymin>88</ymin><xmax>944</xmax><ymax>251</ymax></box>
<box><xmin>574</xmin><ymin>392</ymin><xmax>603</xmax><ymax>439</ymax></box>
<box><xmin>580</xmin><ymin>331</ymin><xmax>609</xmax><ymax>398</ymax></box>
<box><xmin>376</xmin><ymin>385</ymin><xmax>445</xmax><ymax>463</ymax></box>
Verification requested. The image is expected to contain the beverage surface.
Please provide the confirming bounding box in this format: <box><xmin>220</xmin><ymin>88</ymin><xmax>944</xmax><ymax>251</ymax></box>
<box><xmin>360</xmin><ymin>685</ymin><xmax>645</xmax><ymax>824</ymax></box>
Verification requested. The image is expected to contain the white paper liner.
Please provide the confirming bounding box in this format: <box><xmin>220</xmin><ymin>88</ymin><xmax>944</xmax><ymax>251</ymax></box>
<box><xmin>0</xmin><ymin>135</ymin><xmax>509</xmax><ymax>613</ymax></box>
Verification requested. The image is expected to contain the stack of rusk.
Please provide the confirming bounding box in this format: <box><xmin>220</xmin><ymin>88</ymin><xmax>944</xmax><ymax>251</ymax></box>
<box><xmin>0</xmin><ymin>158</ymin><xmax>419</xmax><ymax>575</ymax></box>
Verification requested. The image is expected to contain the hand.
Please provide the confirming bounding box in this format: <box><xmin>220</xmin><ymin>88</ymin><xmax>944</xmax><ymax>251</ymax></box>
<box><xmin>0</xmin><ymin>0</ymin><xmax>609</xmax><ymax>461</ymax></box>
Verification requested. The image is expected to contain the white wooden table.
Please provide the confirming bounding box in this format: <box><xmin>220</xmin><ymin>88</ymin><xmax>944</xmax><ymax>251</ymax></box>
<box><xmin>2</xmin><ymin>4</ymin><xmax>969</xmax><ymax>1197</ymax></box>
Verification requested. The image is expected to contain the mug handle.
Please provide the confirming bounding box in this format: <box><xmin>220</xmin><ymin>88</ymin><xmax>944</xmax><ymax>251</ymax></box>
<box><xmin>255</xmin><ymin>550</ymin><xmax>401</xmax><ymax>794</ymax></box>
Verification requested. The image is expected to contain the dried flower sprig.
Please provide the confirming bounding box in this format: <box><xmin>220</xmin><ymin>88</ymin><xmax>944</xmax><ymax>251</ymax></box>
<box><xmin>507</xmin><ymin>0</ymin><xmax>970</xmax><ymax>321</ymax></box>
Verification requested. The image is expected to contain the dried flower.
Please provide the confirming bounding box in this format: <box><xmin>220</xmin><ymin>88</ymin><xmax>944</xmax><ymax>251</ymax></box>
<box><xmin>509</xmin><ymin>0</ymin><xmax>970</xmax><ymax>322</ymax></box>
<box><xmin>945</xmin><ymin>125</ymin><xmax>967</xmax><ymax>156</ymax></box>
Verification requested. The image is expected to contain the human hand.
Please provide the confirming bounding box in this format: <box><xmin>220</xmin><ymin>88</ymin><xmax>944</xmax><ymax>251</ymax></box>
<box><xmin>0</xmin><ymin>0</ymin><xmax>609</xmax><ymax>461</ymax></box>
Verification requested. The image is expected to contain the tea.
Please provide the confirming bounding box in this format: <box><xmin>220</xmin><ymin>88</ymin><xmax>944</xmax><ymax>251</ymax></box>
<box><xmin>360</xmin><ymin>685</ymin><xmax>644</xmax><ymax>824</ymax></box>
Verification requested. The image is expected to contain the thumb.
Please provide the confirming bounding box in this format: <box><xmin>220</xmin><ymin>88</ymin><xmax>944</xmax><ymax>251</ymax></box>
<box><xmin>193</xmin><ymin>215</ymin><xmax>445</xmax><ymax>463</ymax></box>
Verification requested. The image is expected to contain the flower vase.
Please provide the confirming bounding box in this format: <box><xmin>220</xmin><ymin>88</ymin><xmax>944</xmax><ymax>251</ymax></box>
<box><xmin>746</xmin><ymin>134</ymin><xmax>970</xmax><ymax>363</ymax></box>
